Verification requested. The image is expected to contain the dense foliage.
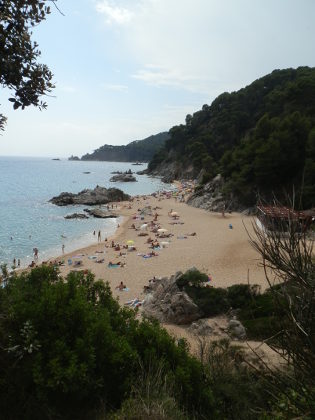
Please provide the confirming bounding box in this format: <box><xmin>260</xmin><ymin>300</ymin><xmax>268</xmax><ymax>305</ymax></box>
<box><xmin>180</xmin><ymin>276</ymin><xmax>284</xmax><ymax>340</ymax></box>
<box><xmin>0</xmin><ymin>267</ymin><xmax>215</xmax><ymax>419</ymax></box>
<box><xmin>149</xmin><ymin>67</ymin><xmax>315</xmax><ymax>208</ymax></box>
<box><xmin>81</xmin><ymin>132</ymin><xmax>170</xmax><ymax>162</ymax></box>
<box><xmin>0</xmin><ymin>0</ymin><xmax>55</xmax><ymax>130</ymax></box>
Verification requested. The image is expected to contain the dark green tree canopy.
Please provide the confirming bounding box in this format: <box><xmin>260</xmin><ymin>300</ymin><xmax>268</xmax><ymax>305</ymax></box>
<box><xmin>0</xmin><ymin>0</ymin><xmax>56</xmax><ymax>130</ymax></box>
<box><xmin>148</xmin><ymin>67</ymin><xmax>315</xmax><ymax>208</ymax></box>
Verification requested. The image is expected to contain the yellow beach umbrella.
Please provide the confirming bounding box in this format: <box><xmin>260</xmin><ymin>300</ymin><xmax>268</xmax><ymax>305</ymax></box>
<box><xmin>126</xmin><ymin>240</ymin><xmax>134</xmax><ymax>245</ymax></box>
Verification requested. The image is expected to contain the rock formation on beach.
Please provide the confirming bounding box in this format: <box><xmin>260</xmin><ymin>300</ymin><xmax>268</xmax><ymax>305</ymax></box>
<box><xmin>109</xmin><ymin>173</ymin><xmax>137</xmax><ymax>182</ymax></box>
<box><xmin>64</xmin><ymin>213</ymin><xmax>89</xmax><ymax>219</ymax></box>
<box><xmin>84</xmin><ymin>208</ymin><xmax>118</xmax><ymax>218</ymax></box>
<box><xmin>50</xmin><ymin>186</ymin><xmax>130</xmax><ymax>206</ymax></box>
<box><xmin>143</xmin><ymin>270</ymin><xmax>202</xmax><ymax>325</ymax></box>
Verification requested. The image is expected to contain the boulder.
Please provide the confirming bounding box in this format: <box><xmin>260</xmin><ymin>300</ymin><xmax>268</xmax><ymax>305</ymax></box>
<box><xmin>109</xmin><ymin>173</ymin><xmax>137</xmax><ymax>182</ymax></box>
<box><xmin>189</xmin><ymin>319</ymin><xmax>213</xmax><ymax>336</ymax></box>
<box><xmin>142</xmin><ymin>270</ymin><xmax>202</xmax><ymax>324</ymax></box>
<box><xmin>228</xmin><ymin>318</ymin><xmax>246</xmax><ymax>340</ymax></box>
<box><xmin>84</xmin><ymin>208</ymin><xmax>118</xmax><ymax>218</ymax></box>
<box><xmin>64</xmin><ymin>213</ymin><xmax>89</xmax><ymax>219</ymax></box>
<box><xmin>50</xmin><ymin>186</ymin><xmax>130</xmax><ymax>206</ymax></box>
<box><xmin>136</xmin><ymin>169</ymin><xmax>148</xmax><ymax>175</ymax></box>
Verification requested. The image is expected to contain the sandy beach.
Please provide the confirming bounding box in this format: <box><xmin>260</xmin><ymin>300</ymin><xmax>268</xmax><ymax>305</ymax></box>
<box><xmin>54</xmin><ymin>193</ymin><xmax>267</xmax><ymax>301</ymax></box>
<box><xmin>37</xmin><ymin>191</ymin><xmax>280</xmax><ymax>363</ymax></box>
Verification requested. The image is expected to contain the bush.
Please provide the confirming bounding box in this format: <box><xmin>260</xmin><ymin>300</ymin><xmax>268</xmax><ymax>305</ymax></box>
<box><xmin>176</xmin><ymin>269</ymin><xmax>209</xmax><ymax>289</ymax></box>
<box><xmin>0</xmin><ymin>267</ymin><xmax>215</xmax><ymax>419</ymax></box>
<box><xmin>185</xmin><ymin>286</ymin><xmax>229</xmax><ymax>317</ymax></box>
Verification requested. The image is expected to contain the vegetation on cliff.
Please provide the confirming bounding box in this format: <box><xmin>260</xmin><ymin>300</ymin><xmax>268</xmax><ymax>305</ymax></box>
<box><xmin>81</xmin><ymin>132</ymin><xmax>170</xmax><ymax>162</ymax></box>
<box><xmin>149</xmin><ymin>67</ymin><xmax>315</xmax><ymax>208</ymax></box>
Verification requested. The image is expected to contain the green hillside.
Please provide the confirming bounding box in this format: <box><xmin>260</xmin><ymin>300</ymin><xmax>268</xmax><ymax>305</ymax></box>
<box><xmin>81</xmin><ymin>132</ymin><xmax>170</xmax><ymax>162</ymax></box>
<box><xmin>148</xmin><ymin>67</ymin><xmax>315</xmax><ymax>208</ymax></box>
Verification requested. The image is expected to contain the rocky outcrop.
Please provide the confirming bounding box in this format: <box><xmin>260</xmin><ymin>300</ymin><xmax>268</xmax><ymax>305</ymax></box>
<box><xmin>187</xmin><ymin>174</ymin><xmax>248</xmax><ymax>212</ymax></box>
<box><xmin>148</xmin><ymin>150</ymin><xmax>198</xmax><ymax>182</ymax></box>
<box><xmin>136</xmin><ymin>169</ymin><xmax>148</xmax><ymax>175</ymax></box>
<box><xmin>64</xmin><ymin>213</ymin><xmax>89</xmax><ymax>219</ymax></box>
<box><xmin>187</xmin><ymin>174</ymin><xmax>226</xmax><ymax>211</ymax></box>
<box><xmin>68</xmin><ymin>155</ymin><xmax>80</xmax><ymax>161</ymax></box>
<box><xmin>109</xmin><ymin>173</ymin><xmax>137</xmax><ymax>182</ymax></box>
<box><xmin>228</xmin><ymin>318</ymin><xmax>246</xmax><ymax>340</ymax></box>
<box><xmin>50</xmin><ymin>186</ymin><xmax>130</xmax><ymax>206</ymax></box>
<box><xmin>142</xmin><ymin>270</ymin><xmax>202</xmax><ymax>325</ymax></box>
<box><xmin>84</xmin><ymin>208</ymin><xmax>118</xmax><ymax>218</ymax></box>
<box><xmin>110</xmin><ymin>169</ymin><xmax>134</xmax><ymax>175</ymax></box>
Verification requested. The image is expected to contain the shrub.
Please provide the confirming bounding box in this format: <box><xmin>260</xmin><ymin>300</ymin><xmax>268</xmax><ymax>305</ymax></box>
<box><xmin>176</xmin><ymin>269</ymin><xmax>209</xmax><ymax>289</ymax></box>
<box><xmin>0</xmin><ymin>267</ymin><xmax>215</xmax><ymax>419</ymax></box>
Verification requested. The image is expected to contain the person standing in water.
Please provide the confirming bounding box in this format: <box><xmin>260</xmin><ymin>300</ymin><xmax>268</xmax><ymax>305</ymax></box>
<box><xmin>98</xmin><ymin>230</ymin><xmax>101</xmax><ymax>242</ymax></box>
<box><xmin>62</xmin><ymin>244</ymin><xmax>65</xmax><ymax>254</ymax></box>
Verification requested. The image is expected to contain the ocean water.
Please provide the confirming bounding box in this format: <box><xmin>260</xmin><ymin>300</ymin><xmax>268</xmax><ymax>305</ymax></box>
<box><xmin>0</xmin><ymin>157</ymin><xmax>171</xmax><ymax>268</ymax></box>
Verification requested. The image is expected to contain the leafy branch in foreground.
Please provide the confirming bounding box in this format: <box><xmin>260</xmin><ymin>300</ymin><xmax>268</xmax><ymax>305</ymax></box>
<box><xmin>0</xmin><ymin>1</ymin><xmax>57</xmax><ymax>130</ymax></box>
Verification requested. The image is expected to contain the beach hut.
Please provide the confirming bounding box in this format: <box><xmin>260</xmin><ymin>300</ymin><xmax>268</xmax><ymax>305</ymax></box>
<box><xmin>257</xmin><ymin>205</ymin><xmax>314</xmax><ymax>233</ymax></box>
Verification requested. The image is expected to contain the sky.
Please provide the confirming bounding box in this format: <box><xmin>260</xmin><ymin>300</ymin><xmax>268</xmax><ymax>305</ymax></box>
<box><xmin>1</xmin><ymin>0</ymin><xmax>315</xmax><ymax>157</ymax></box>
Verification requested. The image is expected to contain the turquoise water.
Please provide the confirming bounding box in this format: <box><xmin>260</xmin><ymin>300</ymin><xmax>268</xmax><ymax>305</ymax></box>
<box><xmin>0</xmin><ymin>157</ymin><xmax>170</xmax><ymax>268</ymax></box>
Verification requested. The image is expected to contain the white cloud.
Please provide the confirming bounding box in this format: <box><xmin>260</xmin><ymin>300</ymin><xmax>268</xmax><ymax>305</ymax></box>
<box><xmin>95</xmin><ymin>0</ymin><xmax>134</xmax><ymax>24</ymax></box>
<box><xmin>101</xmin><ymin>83</ymin><xmax>128</xmax><ymax>92</ymax></box>
<box><xmin>58</xmin><ymin>85</ymin><xmax>77</xmax><ymax>93</ymax></box>
<box><xmin>132</xmin><ymin>65</ymin><xmax>195</xmax><ymax>88</ymax></box>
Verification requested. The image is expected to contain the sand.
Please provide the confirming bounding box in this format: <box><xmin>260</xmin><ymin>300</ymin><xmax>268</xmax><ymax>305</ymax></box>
<box><xmin>55</xmin><ymin>193</ymin><xmax>267</xmax><ymax>301</ymax></box>
<box><xmin>39</xmin><ymin>192</ymin><xmax>281</xmax><ymax>364</ymax></box>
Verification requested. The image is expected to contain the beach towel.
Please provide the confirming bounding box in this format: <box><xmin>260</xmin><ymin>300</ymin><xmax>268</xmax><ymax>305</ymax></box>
<box><xmin>108</xmin><ymin>264</ymin><xmax>120</xmax><ymax>268</ymax></box>
<box><xmin>88</xmin><ymin>256</ymin><xmax>97</xmax><ymax>260</ymax></box>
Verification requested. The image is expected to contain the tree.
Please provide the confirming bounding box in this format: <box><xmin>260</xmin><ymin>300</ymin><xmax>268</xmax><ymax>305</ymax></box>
<box><xmin>248</xmin><ymin>201</ymin><xmax>315</xmax><ymax>417</ymax></box>
<box><xmin>0</xmin><ymin>0</ymin><xmax>56</xmax><ymax>131</ymax></box>
<box><xmin>0</xmin><ymin>267</ymin><xmax>215</xmax><ymax>419</ymax></box>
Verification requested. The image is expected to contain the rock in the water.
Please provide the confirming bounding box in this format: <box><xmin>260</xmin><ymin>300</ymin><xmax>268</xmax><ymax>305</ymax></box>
<box><xmin>136</xmin><ymin>169</ymin><xmax>148</xmax><ymax>175</ymax></box>
<box><xmin>109</xmin><ymin>173</ymin><xmax>137</xmax><ymax>182</ymax></box>
<box><xmin>228</xmin><ymin>318</ymin><xmax>246</xmax><ymax>340</ymax></box>
<box><xmin>64</xmin><ymin>213</ymin><xmax>89</xmax><ymax>219</ymax></box>
<box><xmin>84</xmin><ymin>208</ymin><xmax>118</xmax><ymax>218</ymax></box>
<box><xmin>142</xmin><ymin>270</ymin><xmax>202</xmax><ymax>324</ymax></box>
<box><xmin>50</xmin><ymin>186</ymin><xmax>130</xmax><ymax>206</ymax></box>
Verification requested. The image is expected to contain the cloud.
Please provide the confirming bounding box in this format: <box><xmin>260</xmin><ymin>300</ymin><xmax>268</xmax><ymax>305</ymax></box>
<box><xmin>132</xmin><ymin>65</ymin><xmax>195</xmax><ymax>88</ymax></box>
<box><xmin>58</xmin><ymin>85</ymin><xmax>77</xmax><ymax>93</ymax></box>
<box><xmin>95</xmin><ymin>0</ymin><xmax>133</xmax><ymax>24</ymax></box>
<box><xmin>101</xmin><ymin>83</ymin><xmax>128</xmax><ymax>92</ymax></box>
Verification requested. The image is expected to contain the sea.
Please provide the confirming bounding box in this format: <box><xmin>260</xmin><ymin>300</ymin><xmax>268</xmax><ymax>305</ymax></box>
<box><xmin>0</xmin><ymin>157</ymin><xmax>172</xmax><ymax>268</ymax></box>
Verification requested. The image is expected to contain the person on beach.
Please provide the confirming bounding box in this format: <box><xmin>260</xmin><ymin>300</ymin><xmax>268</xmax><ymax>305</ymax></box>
<box><xmin>13</xmin><ymin>258</ymin><xmax>16</xmax><ymax>268</ymax></box>
<box><xmin>33</xmin><ymin>247</ymin><xmax>38</xmax><ymax>261</ymax></box>
<box><xmin>17</xmin><ymin>259</ymin><xmax>20</xmax><ymax>267</ymax></box>
<box><xmin>93</xmin><ymin>230</ymin><xmax>96</xmax><ymax>236</ymax></box>
<box><xmin>98</xmin><ymin>230</ymin><xmax>101</xmax><ymax>242</ymax></box>
<box><xmin>116</xmin><ymin>281</ymin><xmax>126</xmax><ymax>291</ymax></box>
<box><xmin>62</xmin><ymin>244</ymin><xmax>65</xmax><ymax>254</ymax></box>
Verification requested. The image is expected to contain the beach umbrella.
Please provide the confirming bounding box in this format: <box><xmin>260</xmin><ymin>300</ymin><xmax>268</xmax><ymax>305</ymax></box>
<box><xmin>140</xmin><ymin>223</ymin><xmax>148</xmax><ymax>230</ymax></box>
<box><xmin>126</xmin><ymin>240</ymin><xmax>134</xmax><ymax>245</ymax></box>
<box><xmin>157</xmin><ymin>228</ymin><xmax>168</xmax><ymax>233</ymax></box>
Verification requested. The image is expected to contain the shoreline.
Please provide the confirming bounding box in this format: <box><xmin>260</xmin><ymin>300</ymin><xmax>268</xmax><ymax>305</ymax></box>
<box><xmin>12</xmin><ymin>191</ymin><xmax>280</xmax><ymax>363</ymax></box>
<box><xmin>44</xmin><ymin>192</ymin><xmax>268</xmax><ymax>298</ymax></box>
